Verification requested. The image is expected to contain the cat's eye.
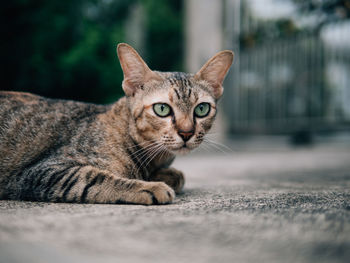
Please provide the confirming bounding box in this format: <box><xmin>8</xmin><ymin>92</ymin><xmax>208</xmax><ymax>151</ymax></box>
<box><xmin>153</xmin><ymin>103</ymin><xmax>171</xmax><ymax>117</ymax></box>
<box><xmin>194</xmin><ymin>103</ymin><xmax>210</xmax><ymax>118</ymax></box>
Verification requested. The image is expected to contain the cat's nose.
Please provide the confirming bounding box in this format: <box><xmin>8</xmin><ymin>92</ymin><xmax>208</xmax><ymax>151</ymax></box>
<box><xmin>178</xmin><ymin>130</ymin><xmax>194</xmax><ymax>142</ymax></box>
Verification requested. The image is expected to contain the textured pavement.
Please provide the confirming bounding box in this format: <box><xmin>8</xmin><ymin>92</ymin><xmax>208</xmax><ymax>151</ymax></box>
<box><xmin>1</xmin><ymin>137</ymin><xmax>350</xmax><ymax>263</ymax></box>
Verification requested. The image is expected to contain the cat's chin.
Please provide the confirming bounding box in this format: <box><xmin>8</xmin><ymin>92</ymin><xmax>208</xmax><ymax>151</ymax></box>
<box><xmin>169</xmin><ymin>146</ymin><xmax>193</xmax><ymax>155</ymax></box>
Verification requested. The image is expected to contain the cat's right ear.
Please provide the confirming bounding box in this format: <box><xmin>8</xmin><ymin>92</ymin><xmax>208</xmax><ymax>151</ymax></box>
<box><xmin>117</xmin><ymin>43</ymin><xmax>161</xmax><ymax>96</ymax></box>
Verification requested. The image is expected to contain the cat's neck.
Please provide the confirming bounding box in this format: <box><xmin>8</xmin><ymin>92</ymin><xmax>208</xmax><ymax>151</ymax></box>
<box><xmin>110</xmin><ymin>96</ymin><xmax>140</xmax><ymax>143</ymax></box>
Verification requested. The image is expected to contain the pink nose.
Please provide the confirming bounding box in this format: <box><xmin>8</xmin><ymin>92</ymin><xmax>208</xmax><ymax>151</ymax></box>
<box><xmin>178</xmin><ymin>130</ymin><xmax>194</xmax><ymax>142</ymax></box>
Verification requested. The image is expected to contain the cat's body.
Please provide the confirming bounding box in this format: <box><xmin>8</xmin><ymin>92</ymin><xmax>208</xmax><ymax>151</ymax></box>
<box><xmin>0</xmin><ymin>43</ymin><xmax>233</xmax><ymax>205</ymax></box>
<box><xmin>0</xmin><ymin>91</ymin><xmax>177</xmax><ymax>204</ymax></box>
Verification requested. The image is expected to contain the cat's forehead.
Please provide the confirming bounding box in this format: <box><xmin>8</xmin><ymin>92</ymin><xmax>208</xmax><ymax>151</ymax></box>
<box><xmin>144</xmin><ymin>72</ymin><xmax>214</xmax><ymax>112</ymax></box>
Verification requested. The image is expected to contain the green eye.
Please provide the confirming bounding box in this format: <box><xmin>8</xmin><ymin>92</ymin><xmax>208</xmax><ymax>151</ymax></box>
<box><xmin>194</xmin><ymin>103</ymin><xmax>210</xmax><ymax>117</ymax></box>
<box><xmin>153</xmin><ymin>103</ymin><xmax>171</xmax><ymax>117</ymax></box>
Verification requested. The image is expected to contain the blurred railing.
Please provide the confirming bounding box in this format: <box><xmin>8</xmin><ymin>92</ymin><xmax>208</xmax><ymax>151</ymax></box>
<box><xmin>225</xmin><ymin>29</ymin><xmax>350</xmax><ymax>134</ymax></box>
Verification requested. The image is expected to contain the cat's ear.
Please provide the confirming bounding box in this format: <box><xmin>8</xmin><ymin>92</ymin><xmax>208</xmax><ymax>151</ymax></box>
<box><xmin>117</xmin><ymin>43</ymin><xmax>161</xmax><ymax>96</ymax></box>
<box><xmin>194</xmin><ymin>50</ymin><xmax>234</xmax><ymax>99</ymax></box>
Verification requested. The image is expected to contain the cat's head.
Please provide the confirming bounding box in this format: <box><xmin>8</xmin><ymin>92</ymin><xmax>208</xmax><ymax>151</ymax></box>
<box><xmin>117</xmin><ymin>43</ymin><xmax>233</xmax><ymax>154</ymax></box>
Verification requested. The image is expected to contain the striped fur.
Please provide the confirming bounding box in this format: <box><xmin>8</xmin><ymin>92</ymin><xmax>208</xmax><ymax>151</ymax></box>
<box><xmin>0</xmin><ymin>43</ymin><xmax>233</xmax><ymax>205</ymax></box>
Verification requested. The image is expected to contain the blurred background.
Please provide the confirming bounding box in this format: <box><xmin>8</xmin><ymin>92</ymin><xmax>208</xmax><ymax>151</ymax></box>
<box><xmin>1</xmin><ymin>3</ymin><xmax>349</xmax><ymax>262</ymax></box>
<box><xmin>1</xmin><ymin>0</ymin><xmax>350</xmax><ymax>143</ymax></box>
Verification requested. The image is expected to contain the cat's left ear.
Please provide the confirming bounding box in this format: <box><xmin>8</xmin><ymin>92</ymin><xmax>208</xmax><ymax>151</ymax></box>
<box><xmin>117</xmin><ymin>43</ymin><xmax>162</xmax><ymax>96</ymax></box>
<box><xmin>194</xmin><ymin>50</ymin><xmax>234</xmax><ymax>99</ymax></box>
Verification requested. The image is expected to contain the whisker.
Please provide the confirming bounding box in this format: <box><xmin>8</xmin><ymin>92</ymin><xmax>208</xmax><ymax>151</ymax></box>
<box><xmin>134</xmin><ymin>145</ymin><xmax>162</xmax><ymax>167</ymax></box>
<box><xmin>143</xmin><ymin>144</ymin><xmax>166</xmax><ymax>169</ymax></box>
<box><xmin>158</xmin><ymin>146</ymin><xmax>168</xmax><ymax>160</ymax></box>
<box><xmin>129</xmin><ymin>142</ymin><xmax>162</xmax><ymax>176</ymax></box>
<box><xmin>205</xmin><ymin>141</ymin><xmax>229</xmax><ymax>154</ymax></box>
<box><xmin>137</xmin><ymin>144</ymin><xmax>164</xmax><ymax>175</ymax></box>
<box><xmin>203</xmin><ymin>141</ymin><xmax>225</xmax><ymax>154</ymax></box>
<box><xmin>203</xmin><ymin>139</ymin><xmax>230</xmax><ymax>154</ymax></box>
<box><xmin>130</xmin><ymin>141</ymin><xmax>160</xmax><ymax>158</ymax></box>
<box><xmin>126</xmin><ymin>140</ymin><xmax>154</xmax><ymax>149</ymax></box>
<box><xmin>197</xmin><ymin>142</ymin><xmax>212</xmax><ymax>153</ymax></box>
<box><xmin>204</xmin><ymin>132</ymin><xmax>223</xmax><ymax>136</ymax></box>
<box><xmin>137</xmin><ymin>143</ymin><xmax>164</xmax><ymax>160</ymax></box>
<box><xmin>136</xmin><ymin>143</ymin><xmax>163</xmax><ymax>168</ymax></box>
<box><xmin>204</xmin><ymin>138</ymin><xmax>233</xmax><ymax>153</ymax></box>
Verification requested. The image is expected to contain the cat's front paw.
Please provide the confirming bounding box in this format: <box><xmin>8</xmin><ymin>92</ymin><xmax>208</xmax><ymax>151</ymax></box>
<box><xmin>150</xmin><ymin>168</ymin><xmax>185</xmax><ymax>194</ymax></box>
<box><xmin>139</xmin><ymin>182</ymin><xmax>175</xmax><ymax>205</ymax></box>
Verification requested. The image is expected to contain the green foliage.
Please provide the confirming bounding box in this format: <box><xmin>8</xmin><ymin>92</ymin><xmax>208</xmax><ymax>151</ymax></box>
<box><xmin>142</xmin><ymin>0</ymin><xmax>183</xmax><ymax>71</ymax></box>
<box><xmin>1</xmin><ymin>0</ymin><xmax>183</xmax><ymax>104</ymax></box>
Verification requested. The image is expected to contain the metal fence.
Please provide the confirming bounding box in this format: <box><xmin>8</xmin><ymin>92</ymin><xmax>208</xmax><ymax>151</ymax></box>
<box><xmin>224</xmin><ymin>1</ymin><xmax>350</xmax><ymax>134</ymax></box>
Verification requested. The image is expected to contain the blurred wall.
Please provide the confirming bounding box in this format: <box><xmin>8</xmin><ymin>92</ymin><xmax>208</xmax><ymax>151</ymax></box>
<box><xmin>185</xmin><ymin>0</ymin><xmax>223</xmax><ymax>73</ymax></box>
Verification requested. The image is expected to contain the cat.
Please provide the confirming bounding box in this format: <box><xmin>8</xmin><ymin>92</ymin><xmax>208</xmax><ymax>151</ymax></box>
<box><xmin>0</xmin><ymin>43</ymin><xmax>233</xmax><ymax>205</ymax></box>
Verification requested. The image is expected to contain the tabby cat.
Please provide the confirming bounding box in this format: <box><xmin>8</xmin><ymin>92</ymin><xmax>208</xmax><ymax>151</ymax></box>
<box><xmin>0</xmin><ymin>43</ymin><xmax>233</xmax><ymax>205</ymax></box>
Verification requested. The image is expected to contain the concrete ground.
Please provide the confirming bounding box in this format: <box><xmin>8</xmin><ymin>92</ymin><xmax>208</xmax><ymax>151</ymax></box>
<box><xmin>1</xmin><ymin>136</ymin><xmax>350</xmax><ymax>263</ymax></box>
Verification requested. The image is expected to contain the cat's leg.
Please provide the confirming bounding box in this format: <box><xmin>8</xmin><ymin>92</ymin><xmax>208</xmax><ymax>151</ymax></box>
<box><xmin>24</xmin><ymin>164</ymin><xmax>175</xmax><ymax>205</ymax></box>
<box><xmin>149</xmin><ymin>168</ymin><xmax>185</xmax><ymax>194</ymax></box>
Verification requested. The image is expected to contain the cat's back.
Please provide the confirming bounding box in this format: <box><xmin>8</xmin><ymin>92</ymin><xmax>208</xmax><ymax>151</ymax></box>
<box><xmin>0</xmin><ymin>91</ymin><xmax>42</xmax><ymax>116</ymax></box>
<box><xmin>0</xmin><ymin>91</ymin><xmax>108</xmax><ymax>134</ymax></box>
<box><xmin>0</xmin><ymin>91</ymin><xmax>108</xmax><ymax>117</ymax></box>
<box><xmin>0</xmin><ymin>91</ymin><xmax>109</xmax><ymax>175</ymax></box>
